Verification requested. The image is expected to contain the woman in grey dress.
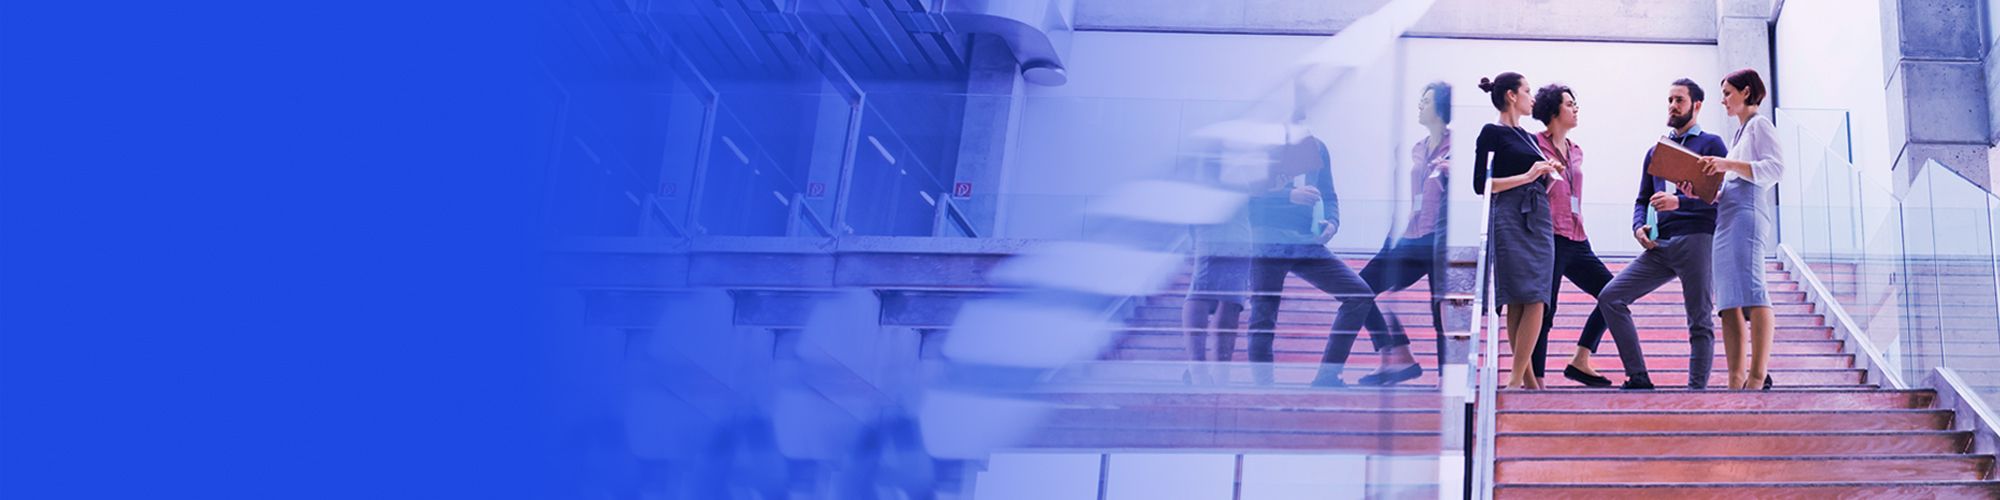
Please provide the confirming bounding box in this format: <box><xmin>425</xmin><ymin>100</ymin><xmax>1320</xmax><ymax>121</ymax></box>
<box><xmin>1698</xmin><ymin>69</ymin><xmax>1784</xmax><ymax>390</ymax></box>
<box><xmin>1475</xmin><ymin>72</ymin><xmax>1566</xmax><ymax>389</ymax></box>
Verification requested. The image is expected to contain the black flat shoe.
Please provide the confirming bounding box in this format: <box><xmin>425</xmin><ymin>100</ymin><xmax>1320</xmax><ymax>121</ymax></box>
<box><xmin>1763</xmin><ymin>374</ymin><xmax>1774</xmax><ymax>391</ymax></box>
<box><xmin>1620</xmin><ymin>375</ymin><xmax>1656</xmax><ymax>390</ymax></box>
<box><xmin>1358</xmin><ymin>364</ymin><xmax>1422</xmax><ymax>386</ymax></box>
<box><xmin>1563</xmin><ymin>365</ymin><xmax>1613</xmax><ymax>387</ymax></box>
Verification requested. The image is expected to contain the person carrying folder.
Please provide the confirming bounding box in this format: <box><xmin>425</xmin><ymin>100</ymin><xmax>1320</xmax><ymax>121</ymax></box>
<box><xmin>1243</xmin><ymin>122</ymin><xmax>1416</xmax><ymax>387</ymax></box>
<box><xmin>1474</xmin><ymin>72</ymin><xmax>1564</xmax><ymax>390</ymax></box>
<box><xmin>1591</xmin><ymin>79</ymin><xmax>1728</xmax><ymax>390</ymax></box>
<box><xmin>1698</xmin><ymin>69</ymin><xmax>1785</xmax><ymax>391</ymax></box>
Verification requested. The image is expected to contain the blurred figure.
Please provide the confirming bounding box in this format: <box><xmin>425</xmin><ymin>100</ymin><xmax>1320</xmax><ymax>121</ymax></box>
<box><xmin>1594</xmin><ymin>78</ymin><xmax>1727</xmax><ymax>390</ymax></box>
<box><xmin>1524</xmin><ymin>84</ymin><xmax>1617</xmax><ymax>388</ymax></box>
<box><xmin>1699</xmin><ymin>69</ymin><xmax>1784</xmax><ymax>391</ymax></box>
<box><xmin>1245</xmin><ymin>123</ymin><xmax>1412</xmax><ymax>387</ymax></box>
<box><xmin>1181</xmin><ymin>159</ymin><xmax>1254</xmax><ymax>384</ymax></box>
<box><xmin>1310</xmin><ymin>81</ymin><xmax>1452</xmax><ymax>387</ymax></box>
<box><xmin>1474</xmin><ymin>72</ymin><xmax>1564</xmax><ymax>390</ymax></box>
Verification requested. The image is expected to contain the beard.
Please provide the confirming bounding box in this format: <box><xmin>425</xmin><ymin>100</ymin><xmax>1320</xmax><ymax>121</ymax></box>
<box><xmin>1667</xmin><ymin>111</ymin><xmax>1693</xmax><ymax>129</ymax></box>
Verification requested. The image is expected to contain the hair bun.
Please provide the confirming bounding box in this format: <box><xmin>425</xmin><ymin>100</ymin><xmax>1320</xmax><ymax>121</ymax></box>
<box><xmin>1477</xmin><ymin>77</ymin><xmax>1495</xmax><ymax>93</ymax></box>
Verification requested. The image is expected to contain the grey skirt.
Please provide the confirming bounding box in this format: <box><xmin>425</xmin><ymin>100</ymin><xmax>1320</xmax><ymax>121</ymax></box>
<box><xmin>1713</xmin><ymin>177</ymin><xmax>1773</xmax><ymax>310</ymax></box>
<box><xmin>1489</xmin><ymin>180</ymin><xmax>1555</xmax><ymax>306</ymax></box>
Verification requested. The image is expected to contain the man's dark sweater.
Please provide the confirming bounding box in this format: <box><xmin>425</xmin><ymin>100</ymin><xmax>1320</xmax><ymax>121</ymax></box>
<box><xmin>1633</xmin><ymin>125</ymin><xmax>1729</xmax><ymax>238</ymax></box>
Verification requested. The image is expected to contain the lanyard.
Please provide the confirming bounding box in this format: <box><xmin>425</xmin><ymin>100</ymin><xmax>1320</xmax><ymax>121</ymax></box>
<box><xmin>1509</xmin><ymin>125</ymin><xmax>1563</xmax><ymax>184</ymax></box>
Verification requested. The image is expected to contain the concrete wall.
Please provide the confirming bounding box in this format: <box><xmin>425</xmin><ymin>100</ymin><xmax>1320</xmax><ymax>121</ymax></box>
<box><xmin>1000</xmin><ymin>30</ymin><xmax>1723</xmax><ymax>255</ymax></box>
<box><xmin>1075</xmin><ymin>0</ymin><xmax>1719</xmax><ymax>44</ymax></box>
<box><xmin>999</xmin><ymin>30</ymin><xmax>1391</xmax><ymax>241</ymax></box>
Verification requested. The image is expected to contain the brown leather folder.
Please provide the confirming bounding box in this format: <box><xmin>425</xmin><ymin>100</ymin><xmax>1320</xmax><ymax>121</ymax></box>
<box><xmin>1646</xmin><ymin>137</ymin><xmax>1723</xmax><ymax>202</ymax></box>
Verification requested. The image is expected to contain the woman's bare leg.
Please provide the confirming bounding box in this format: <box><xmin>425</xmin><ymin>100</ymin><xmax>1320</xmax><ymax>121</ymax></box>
<box><xmin>1746</xmin><ymin>306</ymin><xmax>1775</xmax><ymax>389</ymax></box>
<box><xmin>1510</xmin><ymin>302</ymin><xmax>1547</xmax><ymax>389</ymax></box>
<box><xmin>1719</xmin><ymin>308</ymin><xmax>1746</xmax><ymax>389</ymax></box>
<box><xmin>1505</xmin><ymin>305</ymin><xmax>1525</xmax><ymax>388</ymax></box>
<box><xmin>1212</xmin><ymin>302</ymin><xmax>1244</xmax><ymax>383</ymax></box>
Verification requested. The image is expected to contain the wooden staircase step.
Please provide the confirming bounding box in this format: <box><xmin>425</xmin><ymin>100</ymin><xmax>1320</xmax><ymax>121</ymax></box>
<box><xmin>1497</xmin><ymin>409</ymin><xmax>1952</xmax><ymax>432</ymax></box>
<box><xmin>1497</xmin><ymin>389</ymin><xmax>1934</xmax><ymax>411</ymax></box>
<box><xmin>1495</xmin><ymin>430</ymin><xmax>1971</xmax><ymax>457</ymax></box>
<box><xmin>1496</xmin><ymin>455</ymin><xmax>1993</xmax><ymax>483</ymax></box>
<box><xmin>1495</xmin><ymin>480</ymin><xmax>2000</xmax><ymax>499</ymax></box>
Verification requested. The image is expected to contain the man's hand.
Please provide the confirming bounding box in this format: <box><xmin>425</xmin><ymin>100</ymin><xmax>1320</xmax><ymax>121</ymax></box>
<box><xmin>1634</xmin><ymin>226</ymin><xmax>1659</xmax><ymax>250</ymax></box>
<box><xmin>1316</xmin><ymin>220</ymin><xmax>1337</xmax><ymax>244</ymax></box>
<box><xmin>1649</xmin><ymin>192</ymin><xmax>1680</xmax><ymax>212</ymax></box>
<box><xmin>1290</xmin><ymin>185</ymin><xmax>1322</xmax><ymax>206</ymax></box>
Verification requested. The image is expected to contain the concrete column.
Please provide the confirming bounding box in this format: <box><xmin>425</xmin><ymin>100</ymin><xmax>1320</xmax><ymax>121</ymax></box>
<box><xmin>952</xmin><ymin>35</ymin><xmax>1027</xmax><ymax>236</ymax></box>
<box><xmin>1716</xmin><ymin>0</ymin><xmax>1775</xmax><ymax>98</ymax></box>
<box><xmin>1715</xmin><ymin>0</ymin><xmax>1782</xmax><ymax>247</ymax></box>
<box><xmin>1879</xmin><ymin>0</ymin><xmax>1992</xmax><ymax>188</ymax></box>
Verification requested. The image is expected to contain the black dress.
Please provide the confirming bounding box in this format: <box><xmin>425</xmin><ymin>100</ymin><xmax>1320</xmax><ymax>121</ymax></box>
<box><xmin>1474</xmin><ymin>123</ymin><xmax>1554</xmax><ymax>306</ymax></box>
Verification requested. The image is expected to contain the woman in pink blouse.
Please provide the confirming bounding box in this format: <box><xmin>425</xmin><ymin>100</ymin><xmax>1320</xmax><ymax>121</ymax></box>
<box><xmin>1310</xmin><ymin>81</ymin><xmax>1452</xmax><ymax>387</ymax></box>
<box><xmin>1529</xmin><ymin>84</ymin><xmax>1619</xmax><ymax>388</ymax></box>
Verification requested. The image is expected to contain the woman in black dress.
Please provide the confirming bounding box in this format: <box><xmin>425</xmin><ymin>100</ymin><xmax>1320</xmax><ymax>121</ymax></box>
<box><xmin>1474</xmin><ymin>72</ymin><xmax>1565</xmax><ymax>390</ymax></box>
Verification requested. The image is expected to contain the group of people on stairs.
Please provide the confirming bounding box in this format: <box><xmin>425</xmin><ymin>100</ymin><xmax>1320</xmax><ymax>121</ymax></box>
<box><xmin>1180</xmin><ymin>69</ymin><xmax>1786</xmax><ymax>392</ymax></box>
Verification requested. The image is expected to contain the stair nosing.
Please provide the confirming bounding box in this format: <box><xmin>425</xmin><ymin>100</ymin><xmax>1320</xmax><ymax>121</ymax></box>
<box><xmin>1499</xmin><ymin>408</ymin><xmax>1949</xmax><ymax>415</ymax></box>
<box><xmin>1496</xmin><ymin>454</ymin><xmax>1993</xmax><ymax>462</ymax></box>
<box><xmin>1498</xmin><ymin>387</ymin><xmax>1928</xmax><ymax>394</ymax></box>
<box><xmin>1525</xmin><ymin>385</ymin><xmax>1881</xmax><ymax>390</ymax></box>
<box><xmin>1498</xmin><ymin>429</ymin><xmax>1969</xmax><ymax>437</ymax></box>
<box><xmin>1057</xmin><ymin>406</ymin><xmax>1438</xmax><ymax>413</ymax></box>
<box><xmin>1496</xmin><ymin>479</ymin><xmax>2000</xmax><ymax>488</ymax></box>
<box><xmin>1040</xmin><ymin>428</ymin><xmax>1442</xmax><ymax>437</ymax></box>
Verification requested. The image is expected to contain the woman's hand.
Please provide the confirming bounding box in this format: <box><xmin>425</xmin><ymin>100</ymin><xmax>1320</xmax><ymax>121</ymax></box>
<box><xmin>1289</xmin><ymin>185</ymin><xmax>1322</xmax><ymax>206</ymax></box>
<box><xmin>1698</xmin><ymin>156</ymin><xmax>1727</xmax><ymax>176</ymax></box>
<box><xmin>1530</xmin><ymin>161</ymin><xmax>1563</xmax><ymax>179</ymax></box>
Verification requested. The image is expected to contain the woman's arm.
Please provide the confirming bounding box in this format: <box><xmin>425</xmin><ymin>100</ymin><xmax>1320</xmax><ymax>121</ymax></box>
<box><xmin>1473</xmin><ymin>135</ymin><xmax>1492</xmax><ymax>195</ymax></box>
<box><xmin>1491</xmin><ymin>160</ymin><xmax>1557</xmax><ymax>192</ymax></box>
<box><xmin>1490</xmin><ymin>171</ymin><xmax>1542</xmax><ymax>193</ymax></box>
<box><xmin>1703</xmin><ymin>119</ymin><xmax>1785</xmax><ymax>186</ymax></box>
<box><xmin>1738</xmin><ymin>118</ymin><xmax>1785</xmax><ymax>186</ymax></box>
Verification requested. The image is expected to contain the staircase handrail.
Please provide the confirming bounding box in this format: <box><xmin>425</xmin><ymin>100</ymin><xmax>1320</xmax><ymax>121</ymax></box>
<box><xmin>1779</xmin><ymin>243</ymin><xmax>1908</xmax><ymax>389</ymax></box>
<box><xmin>1465</xmin><ymin>164</ymin><xmax>1501</xmax><ymax>500</ymax></box>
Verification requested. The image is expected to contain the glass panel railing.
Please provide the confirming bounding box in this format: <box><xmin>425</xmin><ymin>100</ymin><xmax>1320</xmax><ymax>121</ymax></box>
<box><xmin>1903</xmin><ymin>161</ymin><xmax>2000</xmax><ymax>400</ymax></box>
<box><xmin>584</xmin><ymin>2</ymin><xmax>1468</xmax><ymax>498</ymax></box>
<box><xmin>844</xmin><ymin>95</ymin><xmax>959</xmax><ymax>237</ymax></box>
<box><xmin>1772</xmin><ymin>108</ymin><xmax>1911</xmax><ymax>388</ymax></box>
<box><xmin>1776</xmin><ymin>107</ymin><xmax>2000</xmax><ymax>401</ymax></box>
<box><xmin>1900</xmin><ymin>159</ymin><xmax>1944</xmax><ymax>381</ymax></box>
<box><xmin>693</xmin><ymin>90</ymin><xmax>852</xmax><ymax>237</ymax></box>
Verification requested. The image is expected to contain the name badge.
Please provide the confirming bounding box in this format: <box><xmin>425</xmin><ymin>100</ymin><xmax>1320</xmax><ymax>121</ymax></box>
<box><xmin>1569</xmin><ymin>197</ymin><xmax>1581</xmax><ymax>214</ymax></box>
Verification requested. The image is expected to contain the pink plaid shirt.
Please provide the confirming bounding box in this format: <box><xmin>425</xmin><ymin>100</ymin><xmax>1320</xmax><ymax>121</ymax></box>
<box><xmin>1535</xmin><ymin>132</ymin><xmax>1587</xmax><ymax>241</ymax></box>
<box><xmin>1405</xmin><ymin>132</ymin><xmax>1449</xmax><ymax>237</ymax></box>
